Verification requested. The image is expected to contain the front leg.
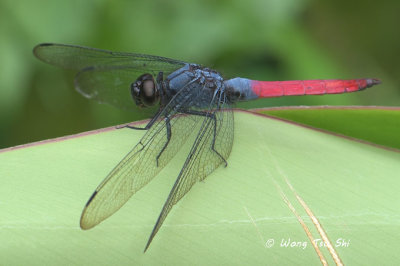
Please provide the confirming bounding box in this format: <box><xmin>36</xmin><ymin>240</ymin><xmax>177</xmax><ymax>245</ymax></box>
<box><xmin>116</xmin><ymin>107</ymin><xmax>163</xmax><ymax>130</ymax></box>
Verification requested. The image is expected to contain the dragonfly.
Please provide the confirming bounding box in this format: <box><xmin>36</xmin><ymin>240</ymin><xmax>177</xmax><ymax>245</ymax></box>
<box><xmin>33</xmin><ymin>43</ymin><xmax>380</xmax><ymax>251</ymax></box>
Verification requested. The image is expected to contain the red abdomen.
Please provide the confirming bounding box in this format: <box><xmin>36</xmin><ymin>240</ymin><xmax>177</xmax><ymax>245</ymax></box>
<box><xmin>250</xmin><ymin>79</ymin><xmax>380</xmax><ymax>98</ymax></box>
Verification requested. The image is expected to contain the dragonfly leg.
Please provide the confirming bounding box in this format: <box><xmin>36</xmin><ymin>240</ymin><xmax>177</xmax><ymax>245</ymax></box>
<box><xmin>208</xmin><ymin>112</ymin><xmax>227</xmax><ymax>167</ymax></box>
<box><xmin>118</xmin><ymin>124</ymin><xmax>149</xmax><ymax>130</ymax></box>
<box><xmin>116</xmin><ymin>105</ymin><xmax>165</xmax><ymax>130</ymax></box>
<box><xmin>155</xmin><ymin>115</ymin><xmax>172</xmax><ymax>167</ymax></box>
<box><xmin>180</xmin><ymin>109</ymin><xmax>227</xmax><ymax>166</ymax></box>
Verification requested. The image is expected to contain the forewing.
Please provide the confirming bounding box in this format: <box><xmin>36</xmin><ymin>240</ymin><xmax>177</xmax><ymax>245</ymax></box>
<box><xmin>80</xmin><ymin>113</ymin><xmax>201</xmax><ymax>229</ymax></box>
<box><xmin>33</xmin><ymin>43</ymin><xmax>187</xmax><ymax>111</ymax></box>
<box><xmin>145</xmin><ymin>96</ymin><xmax>234</xmax><ymax>250</ymax></box>
<box><xmin>33</xmin><ymin>43</ymin><xmax>186</xmax><ymax>72</ymax></box>
<box><xmin>79</xmin><ymin>80</ymin><xmax>207</xmax><ymax>230</ymax></box>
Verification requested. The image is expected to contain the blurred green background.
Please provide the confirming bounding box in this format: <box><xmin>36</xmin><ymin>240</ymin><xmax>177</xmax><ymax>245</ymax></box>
<box><xmin>0</xmin><ymin>0</ymin><xmax>398</xmax><ymax>149</ymax></box>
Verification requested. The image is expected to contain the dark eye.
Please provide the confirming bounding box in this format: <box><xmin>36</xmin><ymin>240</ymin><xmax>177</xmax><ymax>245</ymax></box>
<box><xmin>130</xmin><ymin>73</ymin><xmax>159</xmax><ymax>107</ymax></box>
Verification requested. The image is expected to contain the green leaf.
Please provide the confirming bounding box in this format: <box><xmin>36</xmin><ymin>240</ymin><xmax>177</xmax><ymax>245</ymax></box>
<box><xmin>1</xmin><ymin>110</ymin><xmax>399</xmax><ymax>264</ymax></box>
<box><xmin>259</xmin><ymin>106</ymin><xmax>400</xmax><ymax>150</ymax></box>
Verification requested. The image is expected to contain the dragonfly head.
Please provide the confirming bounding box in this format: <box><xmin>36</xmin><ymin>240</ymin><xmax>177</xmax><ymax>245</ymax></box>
<box><xmin>131</xmin><ymin>73</ymin><xmax>160</xmax><ymax>107</ymax></box>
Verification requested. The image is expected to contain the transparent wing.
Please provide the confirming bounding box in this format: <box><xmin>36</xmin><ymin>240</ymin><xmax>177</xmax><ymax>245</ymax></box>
<box><xmin>80</xmin><ymin>114</ymin><xmax>200</xmax><ymax>229</ymax></box>
<box><xmin>33</xmin><ymin>43</ymin><xmax>187</xmax><ymax>111</ymax></box>
<box><xmin>33</xmin><ymin>43</ymin><xmax>186</xmax><ymax>72</ymax></box>
<box><xmin>144</xmin><ymin>94</ymin><xmax>234</xmax><ymax>251</ymax></box>
<box><xmin>79</xmin><ymin>81</ymin><xmax>206</xmax><ymax>230</ymax></box>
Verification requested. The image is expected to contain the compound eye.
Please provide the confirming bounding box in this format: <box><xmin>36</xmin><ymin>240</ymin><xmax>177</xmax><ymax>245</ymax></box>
<box><xmin>130</xmin><ymin>73</ymin><xmax>159</xmax><ymax>107</ymax></box>
<box><xmin>142</xmin><ymin>79</ymin><xmax>155</xmax><ymax>97</ymax></box>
